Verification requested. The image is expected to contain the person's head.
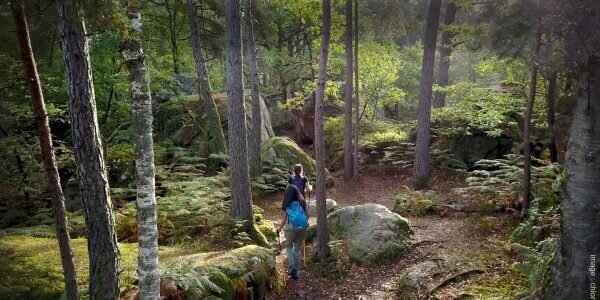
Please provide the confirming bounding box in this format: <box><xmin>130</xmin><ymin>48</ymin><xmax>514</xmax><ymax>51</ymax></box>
<box><xmin>293</xmin><ymin>164</ymin><xmax>303</xmax><ymax>177</ymax></box>
<box><xmin>282</xmin><ymin>185</ymin><xmax>304</xmax><ymax>210</ymax></box>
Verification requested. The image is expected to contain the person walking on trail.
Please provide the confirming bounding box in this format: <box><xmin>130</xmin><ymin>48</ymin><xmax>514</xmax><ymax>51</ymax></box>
<box><xmin>289</xmin><ymin>164</ymin><xmax>312</xmax><ymax>200</ymax></box>
<box><xmin>277</xmin><ymin>185</ymin><xmax>309</xmax><ymax>280</ymax></box>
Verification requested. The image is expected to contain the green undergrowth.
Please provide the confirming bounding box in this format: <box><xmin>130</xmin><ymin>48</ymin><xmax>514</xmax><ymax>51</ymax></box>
<box><xmin>0</xmin><ymin>235</ymin><xmax>276</xmax><ymax>300</ymax></box>
<box><xmin>392</xmin><ymin>187</ymin><xmax>437</xmax><ymax>216</ymax></box>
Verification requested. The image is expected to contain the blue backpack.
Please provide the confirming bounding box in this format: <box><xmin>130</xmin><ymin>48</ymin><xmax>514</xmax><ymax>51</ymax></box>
<box><xmin>286</xmin><ymin>201</ymin><xmax>308</xmax><ymax>229</ymax></box>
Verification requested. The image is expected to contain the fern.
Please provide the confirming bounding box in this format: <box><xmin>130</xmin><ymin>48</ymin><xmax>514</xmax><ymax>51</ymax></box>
<box><xmin>161</xmin><ymin>267</ymin><xmax>224</xmax><ymax>298</ymax></box>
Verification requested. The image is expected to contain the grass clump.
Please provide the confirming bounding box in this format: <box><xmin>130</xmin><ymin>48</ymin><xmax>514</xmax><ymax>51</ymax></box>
<box><xmin>392</xmin><ymin>188</ymin><xmax>437</xmax><ymax>216</ymax></box>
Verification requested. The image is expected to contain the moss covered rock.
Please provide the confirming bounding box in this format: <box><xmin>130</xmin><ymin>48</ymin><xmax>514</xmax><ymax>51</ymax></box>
<box><xmin>162</xmin><ymin>245</ymin><xmax>276</xmax><ymax>299</ymax></box>
<box><xmin>326</xmin><ymin>204</ymin><xmax>413</xmax><ymax>265</ymax></box>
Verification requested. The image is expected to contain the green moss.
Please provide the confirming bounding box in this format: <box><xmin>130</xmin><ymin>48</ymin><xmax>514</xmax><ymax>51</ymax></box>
<box><xmin>0</xmin><ymin>235</ymin><xmax>188</xmax><ymax>299</ymax></box>
<box><xmin>261</xmin><ymin>137</ymin><xmax>316</xmax><ymax>178</ymax></box>
<box><xmin>256</xmin><ymin>220</ymin><xmax>277</xmax><ymax>242</ymax></box>
<box><xmin>208</xmin><ymin>271</ymin><xmax>234</xmax><ymax>300</ymax></box>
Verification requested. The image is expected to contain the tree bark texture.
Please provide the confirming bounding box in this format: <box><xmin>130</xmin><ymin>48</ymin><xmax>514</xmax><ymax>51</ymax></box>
<box><xmin>315</xmin><ymin>0</ymin><xmax>332</xmax><ymax>261</ymax></box>
<box><xmin>12</xmin><ymin>1</ymin><xmax>79</xmax><ymax>299</ymax></box>
<box><xmin>522</xmin><ymin>27</ymin><xmax>543</xmax><ymax>216</ymax></box>
<box><xmin>225</xmin><ymin>0</ymin><xmax>253</xmax><ymax>222</ymax></box>
<box><xmin>550</xmin><ymin>64</ymin><xmax>600</xmax><ymax>300</ymax></box>
<box><xmin>121</xmin><ymin>6</ymin><xmax>160</xmax><ymax>299</ymax></box>
<box><xmin>433</xmin><ymin>1</ymin><xmax>458</xmax><ymax>108</ymax></box>
<box><xmin>343</xmin><ymin>0</ymin><xmax>354</xmax><ymax>180</ymax></box>
<box><xmin>245</xmin><ymin>0</ymin><xmax>263</xmax><ymax>178</ymax></box>
<box><xmin>353</xmin><ymin>0</ymin><xmax>360</xmax><ymax>178</ymax></box>
<box><xmin>186</xmin><ymin>0</ymin><xmax>227</xmax><ymax>155</ymax></box>
<box><xmin>57</xmin><ymin>2</ymin><xmax>121</xmax><ymax>298</ymax></box>
<box><xmin>547</xmin><ymin>72</ymin><xmax>558</xmax><ymax>163</ymax></box>
<box><xmin>414</xmin><ymin>0</ymin><xmax>441</xmax><ymax>189</ymax></box>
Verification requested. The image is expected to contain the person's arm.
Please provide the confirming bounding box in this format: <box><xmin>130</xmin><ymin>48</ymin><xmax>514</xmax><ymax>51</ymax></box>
<box><xmin>305</xmin><ymin>177</ymin><xmax>313</xmax><ymax>192</ymax></box>
<box><xmin>277</xmin><ymin>212</ymin><xmax>288</xmax><ymax>232</ymax></box>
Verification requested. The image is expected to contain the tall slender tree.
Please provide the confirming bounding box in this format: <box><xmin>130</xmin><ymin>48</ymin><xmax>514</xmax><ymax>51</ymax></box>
<box><xmin>343</xmin><ymin>0</ymin><xmax>354</xmax><ymax>180</ymax></box>
<box><xmin>353</xmin><ymin>0</ymin><xmax>360</xmax><ymax>178</ymax></box>
<box><xmin>315</xmin><ymin>0</ymin><xmax>332</xmax><ymax>261</ymax></box>
<box><xmin>11</xmin><ymin>1</ymin><xmax>79</xmax><ymax>299</ymax></box>
<box><xmin>186</xmin><ymin>0</ymin><xmax>227</xmax><ymax>155</ymax></box>
<box><xmin>121</xmin><ymin>3</ymin><xmax>160</xmax><ymax>298</ymax></box>
<box><xmin>57</xmin><ymin>1</ymin><xmax>120</xmax><ymax>298</ymax></box>
<box><xmin>225</xmin><ymin>0</ymin><xmax>253</xmax><ymax>222</ymax></box>
<box><xmin>245</xmin><ymin>0</ymin><xmax>263</xmax><ymax>178</ymax></box>
<box><xmin>414</xmin><ymin>0</ymin><xmax>442</xmax><ymax>189</ymax></box>
<box><xmin>433</xmin><ymin>0</ymin><xmax>458</xmax><ymax>108</ymax></box>
<box><xmin>522</xmin><ymin>24</ymin><xmax>543</xmax><ymax>217</ymax></box>
<box><xmin>546</xmin><ymin>72</ymin><xmax>558</xmax><ymax>163</ymax></box>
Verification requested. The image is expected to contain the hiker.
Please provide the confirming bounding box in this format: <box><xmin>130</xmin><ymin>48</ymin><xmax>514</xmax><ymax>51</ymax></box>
<box><xmin>288</xmin><ymin>164</ymin><xmax>313</xmax><ymax>200</ymax></box>
<box><xmin>277</xmin><ymin>185</ymin><xmax>309</xmax><ymax>280</ymax></box>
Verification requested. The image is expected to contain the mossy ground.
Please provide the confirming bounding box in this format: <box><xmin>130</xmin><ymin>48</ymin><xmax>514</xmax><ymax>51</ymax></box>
<box><xmin>0</xmin><ymin>236</ymin><xmax>188</xmax><ymax>299</ymax></box>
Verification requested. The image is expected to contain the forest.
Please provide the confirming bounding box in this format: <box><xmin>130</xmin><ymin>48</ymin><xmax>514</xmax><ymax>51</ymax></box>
<box><xmin>0</xmin><ymin>0</ymin><xmax>598</xmax><ymax>299</ymax></box>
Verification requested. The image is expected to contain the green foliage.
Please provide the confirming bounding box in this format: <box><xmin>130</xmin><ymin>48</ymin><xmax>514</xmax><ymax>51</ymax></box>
<box><xmin>392</xmin><ymin>189</ymin><xmax>437</xmax><ymax>216</ymax></box>
<box><xmin>106</xmin><ymin>144</ymin><xmax>135</xmax><ymax>187</ymax></box>
<box><xmin>512</xmin><ymin>239</ymin><xmax>557</xmax><ymax>297</ymax></box>
<box><xmin>453</xmin><ymin>154</ymin><xmax>563</xmax><ymax>207</ymax></box>
<box><xmin>161</xmin><ymin>269</ymin><xmax>224</xmax><ymax>298</ymax></box>
<box><xmin>432</xmin><ymin>82</ymin><xmax>526</xmax><ymax>138</ymax></box>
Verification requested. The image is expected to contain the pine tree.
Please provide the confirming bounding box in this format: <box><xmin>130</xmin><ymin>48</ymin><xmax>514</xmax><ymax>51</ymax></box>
<box><xmin>225</xmin><ymin>0</ymin><xmax>253</xmax><ymax>222</ymax></box>
<box><xmin>353</xmin><ymin>0</ymin><xmax>360</xmax><ymax>178</ymax></box>
<box><xmin>433</xmin><ymin>0</ymin><xmax>458</xmax><ymax>108</ymax></box>
<box><xmin>186</xmin><ymin>0</ymin><xmax>227</xmax><ymax>155</ymax></box>
<box><xmin>57</xmin><ymin>1</ymin><xmax>120</xmax><ymax>298</ymax></box>
<box><xmin>343</xmin><ymin>0</ymin><xmax>354</xmax><ymax>180</ymax></box>
<box><xmin>121</xmin><ymin>3</ymin><xmax>160</xmax><ymax>298</ymax></box>
<box><xmin>315</xmin><ymin>0</ymin><xmax>332</xmax><ymax>261</ymax></box>
<box><xmin>414</xmin><ymin>0</ymin><xmax>442</xmax><ymax>189</ymax></box>
<box><xmin>245</xmin><ymin>0</ymin><xmax>263</xmax><ymax>178</ymax></box>
<box><xmin>11</xmin><ymin>1</ymin><xmax>79</xmax><ymax>299</ymax></box>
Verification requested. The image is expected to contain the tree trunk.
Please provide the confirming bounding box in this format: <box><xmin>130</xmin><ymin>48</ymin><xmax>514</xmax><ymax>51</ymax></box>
<box><xmin>57</xmin><ymin>2</ymin><xmax>120</xmax><ymax>298</ymax></box>
<box><xmin>121</xmin><ymin>5</ymin><xmax>160</xmax><ymax>299</ymax></box>
<box><xmin>433</xmin><ymin>1</ymin><xmax>458</xmax><ymax>108</ymax></box>
<box><xmin>343</xmin><ymin>0</ymin><xmax>354</xmax><ymax>180</ymax></box>
<box><xmin>245</xmin><ymin>0</ymin><xmax>263</xmax><ymax>178</ymax></box>
<box><xmin>315</xmin><ymin>0</ymin><xmax>332</xmax><ymax>261</ymax></box>
<box><xmin>353</xmin><ymin>0</ymin><xmax>360</xmax><ymax>178</ymax></box>
<box><xmin>550</xmin><ymin>64</ymin><xmax>600</xmax><ymax>300</ymax></box>
<box><xmin>522</xmin><ymin>27</ymin><xmax>543</xmax><ymax>217</ymax></box>
<box><xmin>546</xmin><ymin>72</ymin><xmax>558</xmax><ymax>163</ymax></box>
<box><xmin>225</xmin><ymin>0</ymin><xmax>253</xmax><ymax>222</ymax></box>
<box><xmin>12</xmin><ymin>1</ymin><xmax>79</xmax><ymax>299</ymax></box>
<box><xmin>186</xmin><ymin>0</ymin><xmax>227</xmax><ymax>155</ymax></box>
<box><xmin>414</xmin><ymin>0</ymin><xmax>441</xmax><ymax>189</ymax></box>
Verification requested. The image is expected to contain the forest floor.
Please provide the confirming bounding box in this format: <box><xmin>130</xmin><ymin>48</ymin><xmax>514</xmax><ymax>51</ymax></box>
<box><xmin>256</xmin><ymin>167</ymin><xmax>527</xmax><ymax>300</ymax></box>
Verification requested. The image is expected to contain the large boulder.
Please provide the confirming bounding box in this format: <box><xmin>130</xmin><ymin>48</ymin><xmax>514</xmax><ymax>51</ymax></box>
<box><xmin>245</xmin><ymin>91</ymin><xmax>275</xmax><ymax>144</ymax></box>
<box><xmin>327</xmin><ymin>203</ymin><xmax>412</xmax><ymax>265</ymax></box>
<box><xmin>307</xmin><ymin>198</ymin><xmax>337</xmax><ymax>216</ymax></box>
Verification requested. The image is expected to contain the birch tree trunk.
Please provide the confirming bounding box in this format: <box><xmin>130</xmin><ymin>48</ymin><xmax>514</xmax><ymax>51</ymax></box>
<box><xmin>57</xmin><ymin>1</ymin><xmax>120</xmax><ymax>298</ymax></box>
<box><xmin>245</xmin><ymin>0</ymin><xmax>263</xmax><ymax>178</ymax></box>
<box><xmin>353</xmin><ymin>0</ymin><xmax>360</xmax><ymax>178</ymax></box>
<box><xmin>225</xmin><ymin>0</ymin><xmax>253</xmax><ymax>222</ymax></box>
<box><xmin>433</xmin><ymin>1</ymin><xmax>458</xmax><ymax>108</ymax></box>
<box><xmin>12</xmin><ymin>1</ymin><xmax>79</xmax><ymax>299</ymax></box>
<box><xmin>550</xmin><ymin>64</ymin><xmax>600</xmax><ymax>300</ymax></box>
<box><xmin>522</xmin><ymin>27</ymin><xmax>543</xmax><ymax>217</ymax></box>
<box><xmin>121</xmin><ymin>5</ymin><xmax>160</xmax><ymax>299</ymax></box>
<box><xmin>414</xmin><ymin>0</ymin><xmax>441</xmax><ymax>189</ymax></box>
<box><xmin>315</xmin><ymin>0</ymin><xmax>332</xmax><ymax>261</ymax></box>
<box><xmin>343</xmin><ymin>0</ymin><xmax>354</xmax><ymax>180</ymax></box>
<box><xmin>186</xmin><ymin>0</ymin><xmax>227</xmax><ymax>155</ymax></box>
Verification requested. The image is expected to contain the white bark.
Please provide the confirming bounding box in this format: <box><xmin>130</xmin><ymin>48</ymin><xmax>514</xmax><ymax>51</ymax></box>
<box><xmin>121</xmin><ymin>6</ymin><xmax>160</xmax><ymax>299</ymax></box>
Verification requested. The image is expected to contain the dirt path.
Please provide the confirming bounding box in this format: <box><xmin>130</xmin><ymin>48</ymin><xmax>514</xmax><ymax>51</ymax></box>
<box><xmin>260</xmin><ymin>170</ymin><xmax>525</xmax><ymax>300</ymax></box>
